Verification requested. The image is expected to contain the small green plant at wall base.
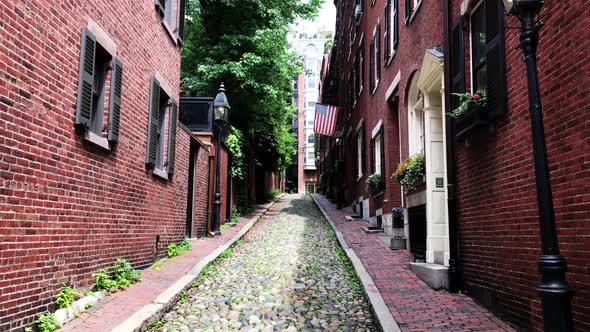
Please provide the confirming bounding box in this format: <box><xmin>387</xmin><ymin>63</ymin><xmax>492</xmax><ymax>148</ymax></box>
<box><xmin>112</xmin><ymin>258</ymin><xmax>141</xmax><ymax>289</ymax></box>
<box><xmin>56</xmin><ymin>283</ymin><xmax>82</xmax><ymax>309</ymax></box>
<box><xmin>35</xmin><ymin>312</ymin><xmax>61</xmax><ymax>332</ymax></box>
<box><xmin>264</xmin><ymin>188</ymin><xmax>281</xmax><ymax>202</ymax></box>
<box><xmin>153</xmin><ymin>260</ymin><xmax>162</xmax><ymax>271</ymax></box>
<box><xmin>24</xmin><ymin>327</ymin><xmax>33</xmax><ymax>332</ymax></box>
<box><xmin>365</xmin><ymin>174</ymin><xmax>384</xmax><ymax>195</ymax></box>
<box><xmin>393</xmin><ymin>154</ymin><xmax>426</xmax><ymax>191</ymax></box>
<box><xmin>93</xmin><ymin>269</ymin><xmax>117</xmax><ymax>291</ymax></box>
<box><xmin>146</xmin><ymin>319</ymin><xmax>166</xmax><ymax>331</ymax></box>
<box><xmin>167</xmin><ymin>239</ymin><xmax>192</xmax><ymax>258</ymax></box>
<box><xmin>451</xmin><ymin>89</ymin><xmax>487</xmax><ymax>119</ymax></box>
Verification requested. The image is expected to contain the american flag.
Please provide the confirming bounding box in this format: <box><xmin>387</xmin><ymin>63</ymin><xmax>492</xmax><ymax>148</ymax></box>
<box><xmin>314</xmin><ymin>103</ymin><xmax>339</xmax><ymax>136</ymax></box>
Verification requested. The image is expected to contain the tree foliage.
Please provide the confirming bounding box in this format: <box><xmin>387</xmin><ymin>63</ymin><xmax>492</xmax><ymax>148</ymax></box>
<box><xmin>182</xmin><ymin>0</ymin><xmax>321</xmax><ymax>171</ymax></box>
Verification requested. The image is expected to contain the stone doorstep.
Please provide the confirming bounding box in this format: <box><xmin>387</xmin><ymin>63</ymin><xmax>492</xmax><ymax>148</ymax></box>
<box><xmin>362</xmin><ymin>226</ymin><xmax>384</xmax><ymax>234</ymax></box>
<box><xmin>107</xmin><ymin>195</ymin><xmax>284</xmax><ymax>332</ymax></box>
<box><xmin>344</xmin><ymin>215</ymin><xmax>363</xmax><ymax>221</ymax></box>
<box><xmin>409</xmin><ymin>262</ymin><xmax>449</xmax><ymax>290</ymax></box>
<box><xmin>378</xmin><ymin>236</ymin><xmax>407</xmax><ymax>250</ymax></box>
<box><xmin>54</xmin><ymin>291</ymin><xmax>107</xmax><ymax>326</ymax></box>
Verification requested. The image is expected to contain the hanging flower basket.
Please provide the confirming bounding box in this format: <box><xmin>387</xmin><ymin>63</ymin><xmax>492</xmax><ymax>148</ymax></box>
<box><xmin>392</xmin><ymin>154</ymin><xmax>425</xmax><ymax>192</ymax></box>
<box><xmin>366</xmin><ymin>174</ymin><xmax>385</xmax><ymax>196</ymax></box>
<box><xmin>452</xmin><ymin>90</ymin><xmax>489</xmax><ymax>139</ymax></box>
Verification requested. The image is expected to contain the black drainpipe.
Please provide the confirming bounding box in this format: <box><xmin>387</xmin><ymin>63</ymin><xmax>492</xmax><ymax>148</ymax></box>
<box><xmin>443</xmin><ymin>0</ymin><xmax>461</xmax><ymax>293</ymax></box>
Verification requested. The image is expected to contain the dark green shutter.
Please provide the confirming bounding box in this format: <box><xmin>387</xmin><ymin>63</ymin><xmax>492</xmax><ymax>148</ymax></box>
<box><xmin>369</xmin><ymin>40</ymin><xmax>375</xmax><ymax>92</ymax></box>
<box><xmin>108</xmin><ymin>57</ymin><xmax>123</xmax><ymax>143</ymax></box>
<box><xmin>405</xmin><ymin>0</ymin><xmax>411</xmax><ymax>23</ymax></box>
<box><xmin>146</xmin><ymin>78</ymin><xmax>160</xmax><ymax>167</ymax></box>
<box><xmin>75</xmin><ymin>27</ymin><xmax>96</xmax><ymax>129</ymax></box>
<box><xmin>167</xmin><ymin>100</ymin><xmax>178</xmax><ymax>176</ymax></box>
<box><xmin>177</xmin><ymin>0</ymin><xmax>186</xmax><ymax>42</ymax></box>
<box><xmin>380</xmin><ymin>129</ymin><xmax>385</xmax><ymax>178</ymax></box>
<box><xmin>450</xmin><ymin>17</ymin><xmax>465</xmax><ymax>111</ymax></box>
<box><xmin>485</xmin><ymin>0</ymin><xmax>507</xmax><ymax>119</ymax></box>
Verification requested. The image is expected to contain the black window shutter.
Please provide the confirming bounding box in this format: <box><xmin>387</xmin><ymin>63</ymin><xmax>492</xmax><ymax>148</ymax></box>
<box><xmin>177</xmin><ymin>0</ymin><xmax>186</xmax><ymax>42</ymax></box>
<box><xmin>380</xmin><ymin>129</ymin><xmax>385</xmax><ymax>178</ymax></box>
<box><xmin>361</xmin><ymin>125</ymin><xmax>366</xmax><ymax>175</ymax></box>
<box><xmin>155</xmin><ymin>0</ymin><xmax>165</xmax><ymax>16</ymax></box>
<box><xmin>485</xmin><ymin>0</ymin><xmax>507</xmax><ymax>119</ymax></box>
<box><xmin>369</xmin><ymin>40</ymin><xmax>375</xmax><ymax>92</ymax></box>
<box><xmin>393</xmin><ymin>0</ymin><xmax>399</xmax><ymax>49</ymax></box>
<box><xmin>384</xmin><ymin>2</ymin><xmax>389</xmax><ymax>62</ymax></box>
<box><xmin>376</xmin><ymin>24</ymin><xmax>381</xmax><ymax>82</ymax></box>
<box><xmin>108</xmin><ymin>57</ymin><xmax>123</xmax><ymax>143</ymax></box>
<box><xmin>450</xmin><ymin>16</ymin><xmax>465</xmax><ymax>111</ymax></box>
<box><xmin>146</xmin><ymin>78</ymin><xmax>160</xmax><ymax>167</ymax></box>
<box><xmin>167</xmin><ymin>99</ymin><xmax>178</xmax><ymax>176</ymax></box>
<box><xmin>370</xmin><ymin>139</ymin><xmax>375</xmax><ymax>173</ymax></box>
<box><xmin>405</xmin><ymin>0</ymin><xmax>411</xmax><ymax>23</ymax></box>
<box><xmin>75</xmin><ymin>27</ymin><xmax>96</xmax><ymax>129</ymax></box>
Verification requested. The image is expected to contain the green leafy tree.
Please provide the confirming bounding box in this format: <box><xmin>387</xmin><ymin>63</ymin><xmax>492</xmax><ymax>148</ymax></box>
<box><xmin>182</xmin><ymin>0</ymin><xmax>320</xmax><ymax>172</ymax></box>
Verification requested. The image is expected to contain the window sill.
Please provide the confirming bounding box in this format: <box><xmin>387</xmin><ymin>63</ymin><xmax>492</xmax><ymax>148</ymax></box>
<box><xmin>84</xmin><ymin>130</ymin><xmax>111</xmax><ymax>151</ymax></box>
<box><xmin>405</xmin><ymin>1</ymin><xmax>424</xmax><ymax>26</ymax></box>
<box><xmin>386</xmin><ymin>50</ymin><xmax>397</xmax><ymax>67</ymax></box>
<box><xmin>356</xmin><ymin>174</ymin><xmax>363</xmax><ymax>182</ymax></box>
<box><xmin>371</xmin><ymin>80</ymin><xmax>380</xmax><ymax>95</ymax></box>
<box><xmin>153</xmin><ymin>167</ymin><xmax>169</xmax><ymax>180</ymax></box>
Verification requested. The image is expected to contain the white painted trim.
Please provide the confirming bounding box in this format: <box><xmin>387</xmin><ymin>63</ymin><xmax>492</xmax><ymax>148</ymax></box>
<box><xmin>153</xmin><ymin>167</ymin><xmax>169</xmax><ymax>180</ymax></box>
<box><xmin>84</xmin><ymin>130</ymin><xmax>111</xmax><ymax>150</ymax></box>
<box><xmin>355</xmin><ymin>118</ymin><xmax>364</xmax><ymax>133</ymax></box>
<box><xmin>371</xmin><ymin>119</ymin><xmax>383</xmax><ymax>139</ymax></box>
<box><xmin>87</xmin><ymin>20</ymin><xmax>117</xmax><ymax>56</ymax></box>
<box><xmin>154</xmin><ymin>72</ymin><xmax>174</xmax><ymax>99</ymax></box>
<box><xmin>385</xmin><ymin>70</ymin><xmax>401</xmax><ymax>102</ymax></box>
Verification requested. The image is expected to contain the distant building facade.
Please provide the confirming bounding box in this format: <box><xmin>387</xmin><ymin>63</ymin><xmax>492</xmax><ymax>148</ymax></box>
<box><xmin>290</xmin><ymin>34</ymin><xmax>330</xmax><ymax>194</ymax></box>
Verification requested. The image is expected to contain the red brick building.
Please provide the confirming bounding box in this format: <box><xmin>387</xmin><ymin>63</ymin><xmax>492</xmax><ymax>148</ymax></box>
<box><xmin>0</xmin><ymin>0</ymin><xmax>216</xmax><ymax>329</ymax></box>
<box><xmin>320</xmin><ymin>0</ymin><xmax>590</xmax><ymax>330</ymax></box>
<box><xmin>319</xmin><ymin>0</ymin><xmax>448</xmax><ymax>283</ymax></box>
<box><xmin>447</xmin><ymin>0</ymin><xmax>590</xmax><ymax>330</ymax></box>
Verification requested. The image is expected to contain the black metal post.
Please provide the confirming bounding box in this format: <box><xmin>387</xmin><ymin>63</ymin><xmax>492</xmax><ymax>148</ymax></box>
<box><xmin>212</xmin><ymin>124</ymin><xmax>223</xmax><ymax>236</ymax></box>
<box><xmin>516</xmin><ymin>4</ymin><xmax>573</xmax><ymax>330</ymax></box>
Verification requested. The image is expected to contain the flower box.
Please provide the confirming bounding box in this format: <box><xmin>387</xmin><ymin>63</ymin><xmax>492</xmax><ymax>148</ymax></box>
<box><xmin>454</xmin><ymin>106</ymin><xmax>489</xmax><ymax>140</ymax></box>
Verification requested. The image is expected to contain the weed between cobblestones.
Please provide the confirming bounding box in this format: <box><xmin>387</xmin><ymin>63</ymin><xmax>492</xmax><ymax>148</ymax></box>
<box><xmin>156</xmin><ymin>195</ymin><xmax>376</xmax><ymax>331</ymax></box>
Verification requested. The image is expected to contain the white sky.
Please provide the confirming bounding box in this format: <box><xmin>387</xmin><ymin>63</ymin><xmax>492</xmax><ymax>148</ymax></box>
<box><xmin>292</xmin><ymin>0</ymin><xmax>336</xmax><ymax>37</ymax></box>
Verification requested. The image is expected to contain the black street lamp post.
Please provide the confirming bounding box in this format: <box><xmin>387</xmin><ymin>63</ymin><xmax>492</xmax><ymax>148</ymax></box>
<box><xmin>212</xmin><ymin>83</ymin><xmax>230</xmax><ymax>236</ymax></box>
<box><xmin>503</xmin><ymin>1</ymin><xmax>573</xmax><ymax>330</ymax></box>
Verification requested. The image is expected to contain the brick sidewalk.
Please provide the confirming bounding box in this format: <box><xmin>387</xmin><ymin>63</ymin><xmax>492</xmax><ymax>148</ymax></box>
<box><xmin>61</xmin><ymin>201</ymin><xmax>276</xmax><ymax>332</ymax></box>
<box><xmin>314</xmin><ymin>194</ymin><xmax>514</xmax><ymax>332</ymax></box>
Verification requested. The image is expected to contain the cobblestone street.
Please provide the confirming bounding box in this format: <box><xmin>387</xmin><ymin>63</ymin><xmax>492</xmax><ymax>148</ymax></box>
<box><xmin>158</xmin><ymin>195</ymin><xmax>376</xmax><ymax>332</ymax></box>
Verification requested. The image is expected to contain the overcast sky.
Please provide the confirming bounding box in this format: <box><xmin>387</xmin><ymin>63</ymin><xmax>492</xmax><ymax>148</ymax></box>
<box><xmin>294</xmin><ymin>0</ymin><xmax>336</xmax><ymax>36</ymax></box>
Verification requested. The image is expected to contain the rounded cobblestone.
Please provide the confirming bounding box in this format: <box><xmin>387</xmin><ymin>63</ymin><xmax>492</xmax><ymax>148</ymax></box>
<box><xmin>157</xmin><ymin>194</ymin><xmax>377</xmax><ymax>332</ymax></box>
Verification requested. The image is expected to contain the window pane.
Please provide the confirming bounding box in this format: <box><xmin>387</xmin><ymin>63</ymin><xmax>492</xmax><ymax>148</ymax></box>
<box><xmin>471</xmin><ymin>4</ymin><xmax>486</xmax><ymax>66</ymax></box>
<box><xmin>475</xmin><ymin>63</ymin><xmax>487</xmax><ymax>91</ymax></box>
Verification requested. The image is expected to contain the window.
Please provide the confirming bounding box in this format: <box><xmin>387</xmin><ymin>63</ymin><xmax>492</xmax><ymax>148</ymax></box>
<box><xmin>75</xmin><ymin>27</ymin><xmax>123</xmax><ymax>146</ymax></box>
<box><xmin>308</xmin><ymin>135</ymin><xmax>315</xmax><ymax>144</ymax></box>
<box><xmin>356</xmin><ymin>124</ymin><xmax>365</xmax><ymax>179</ymax></box>
<box><xmin>355</xmin><ymin>44</ymin><xmax>364</xmax><ymax>97</ymax></box>
<box><xmin>369</xmin><ymin>24</ymin><xmax>381</xmax><ymax>94</ymax></box>
<box><xmin>306</xmin><ymin>59</ymin><xmax>319</xmax><ymax>72</ymax></box>
<box><xmin>372</xmin><ymin>130</ymin><xmax>385</xmax><ymax>178</ymax></box>
<box><xmin>408</xmin><ymin>76</ymin><xmax>424</xmax><ymax>156</ymax></box>
<box><xmin>307</xmin><ymin>101</ymin><xmax>316</xmax><ymax>110</ymax></box>
<box><xmin>384</xmin><ymin>0</ymin><xmax>399</xmax><ymax>62</ymax></box>
<box><xmin>156</xmin><ymin>0</ymin><xmax>186</xmax><ymax>43</ymax></box>
<box><xmin>146</xmin><ymin>78</ymin><xmax>178</xmax><ymax>178</ymax></box>
<box><xmin>469</xmin><ymin>0</ymin><xmax>506</xmax><ymax>118</ymax></box>
<box><xmin>307</xmin><ymin>77</ymin><xmax>317</xmax><ymax>89</ymax></box>
<box><xmin>405</xmin><ymin>0</ymin><xmax>422</xmax><ymax>24</ymax></box>
<box><xmin>450</xmin><ymin>17</ymin><xmax>465</xmax><ymax>111</ymax></box>
<box><xmin>307</xmin><ymin>120</ymin><xmax>315</xmax><ymax>127</ymax></box>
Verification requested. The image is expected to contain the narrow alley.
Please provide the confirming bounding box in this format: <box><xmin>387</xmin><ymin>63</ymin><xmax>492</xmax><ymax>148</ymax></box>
<box><xmin>157</xmin><ymin>195</ymin><xmax>376</xmax><ymax>331</ymax></box>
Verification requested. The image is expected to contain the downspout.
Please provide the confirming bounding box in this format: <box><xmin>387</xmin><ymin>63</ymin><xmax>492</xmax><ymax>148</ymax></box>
<box><xmin>443</xmin><ymin>0</ymin><xmax>462</xmax><ymax>292</ymax></box>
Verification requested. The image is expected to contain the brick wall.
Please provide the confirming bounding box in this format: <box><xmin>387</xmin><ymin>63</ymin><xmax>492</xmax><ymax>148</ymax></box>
<box><xmin>449</xmin><ymin>1</ymin><xmax>590</xmax><ymax>330</ymax></box>
<box><xmin>326</xmin><ymin>0</ymin><xmax>443</xmax><ymax>213</ymax></box>
<box><xmin>191</xmin><ymin>137</ymin><xmax>210</xmax><ymax>238</ymax></box>
<box><xmin>0</xmin><ymin>0</ymin><xmax>188</xmax><ymax>329</ymax></box>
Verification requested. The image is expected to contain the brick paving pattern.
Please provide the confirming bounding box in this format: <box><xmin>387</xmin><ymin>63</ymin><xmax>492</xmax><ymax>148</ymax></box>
<box><xmin>61</xmin><ymin>202</ymin><xmax>275</xmax><ymax>332</ymax></box>
<box><xmin>314</xmin><ymin>194</ymin><xmax>515</xmax><ymax>332</ymax></box>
